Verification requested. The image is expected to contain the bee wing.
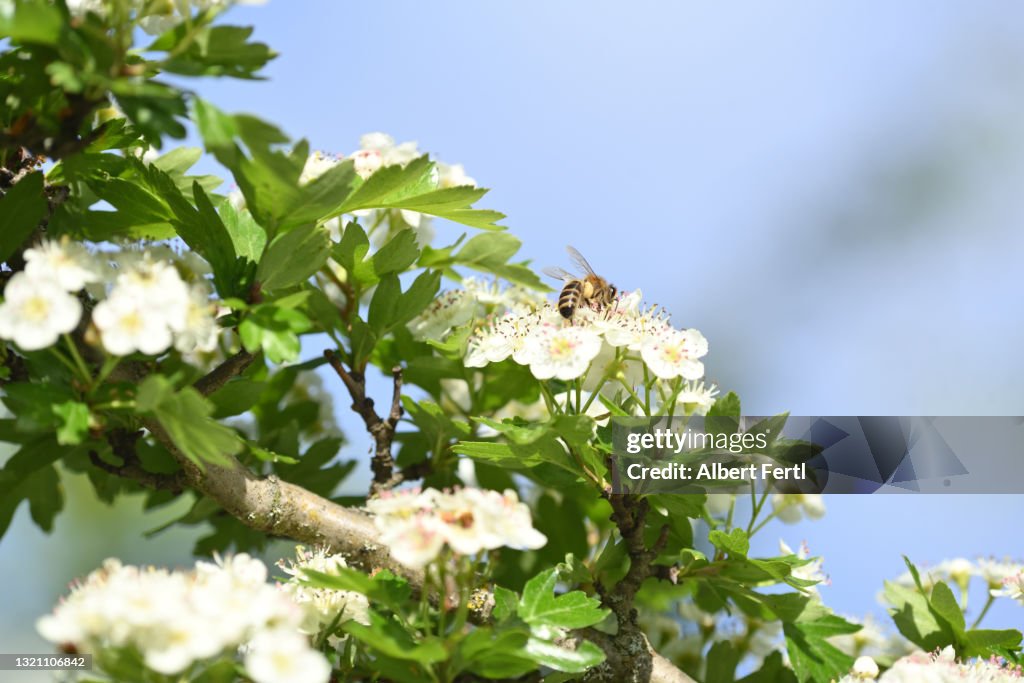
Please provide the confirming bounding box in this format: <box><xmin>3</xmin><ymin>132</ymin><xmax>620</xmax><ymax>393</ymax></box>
<box><xmin>566</xmin><ymin>245</ymin><xmax>597</xmax><ymax>276</ymax></box>
<box><xmin>543</xmin><ymin>266</ymin><xmax>575</xmax><ymax>281</ymax></box>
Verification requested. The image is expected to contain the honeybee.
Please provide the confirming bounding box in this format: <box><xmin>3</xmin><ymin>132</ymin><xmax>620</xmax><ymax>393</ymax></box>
<box><xmin>543</xmin><ymin>246</ymin><xmax>618</xmax><ymax>319</ymax></box>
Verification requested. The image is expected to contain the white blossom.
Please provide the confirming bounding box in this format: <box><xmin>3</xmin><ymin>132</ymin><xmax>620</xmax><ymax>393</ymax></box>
<box><xmin>173</xmin><ymin>283</ymin><xmax>220</xmax><ymax>354</ymax></box>
<box><xmin>112</xmin><ymin>254</ymin><xmax>191</xmax><ymax>331</ymax></box>
<box><xmin>37</xmin><ymin>554</ymin><xmax>319</xmax><ymax>679</ymax></box>
<box><xmin>437</xmin><ymin>162</ymin><xmax>477</xmax><ymax>188</ymax></box>
<box><xmin>407</xmin><ymin>289</ymin><xmax>476</xmax><ymax>341</ymax></box>
<box><xmin>991</xmin><ymin>571</ymin><xmax>1024</xmax><ymax>605</ymax></box>
<box><xmin>277</xmin><ymin>546</ymin><xmax>370</xmax><ymax>635</ymax></box>
<box><xmin>977</xmin><ymin>557</ymin><xmax>1023</xmax><ymax>590</ymax></box>
<box><xmin>367</xmin><ymin>487</ymin><xmax>546</xmax><ymax>569</ymax></box>
<box><xmin>244</xmin><ymin>630</ymin><xmax>330</xmax><ymax>683</ymax></box>
<box><xmin>300</xmin><ymin>150</ymin><xmax>341</xmax><ymax>185</ymax></box>
<box><xmin>771</xmin><ymin>493</ymin><xmax>826</xmax><ymax>523</ymax></box>
<box><xmin>0</xmin><ymin>272</ymin><xmax>82</xmax><ymax>350</ymax></box>
<box><xmin>837</xmin><ymin>645</ymin><xmax>1023</xmax><ymax>682</ymax></box>
<box><xmin>23</xmin><ymin>238</ymin><xmax>102</xmax><ymax>292</ymax></box>
<box><xmin>520</xmin><ymin>324</ymin><xmax>603</xmax><ymax>380</ymax></box>
<box><xmin>851</xmin><ymin>655</ymin><xmax>879</xmax><ymax>680</ymax></box>
<box><xmin>92</xmin><ymin>290</ymin><xmax>173</xmax><ymax>356</ymax></box>
<box><xmin>640</xmin><ymin>327</ymin><xmax>707</xmax><ymax>380</ymax></box>
<box><xmin>672</xmin><ymin>380</ymin><xmax>719</xmax><ymax>416</ymax></box>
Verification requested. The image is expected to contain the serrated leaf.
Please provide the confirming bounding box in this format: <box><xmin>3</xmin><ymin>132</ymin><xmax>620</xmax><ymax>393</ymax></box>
<box><xmin>519</xmin><ymin>568</ymin><xmax>608</xmax><ymax>630</ymax></box>
<box><xmin>709</xmin><ymin>527</ymin><xmax>750</xmax><ymax>557</ymax></box>
<box><xmin>136</xmin><ymin>376</ymin><xmax>241</xmax><ymax>467</ymax></box>
<box><xmin>159</xmin><ymin>25</ymin><xmax>276</xmax><ymax>79</ymax></box>
<box><xmin>372</xmin><ymin>229</ymin><xmax>420</xmax><ymax>275</ymax></box>
<box><xmin>493</xmin><ymin>585</ymin><xmax>519</xmax><ymax>622</ymax></box>
<box><xmin>256</xmin><ymin>223</ymin><xmax>330</xmax><ymax>291</ymax></box>
<box><xmin>52</xmin><ymin>401</ymin><xmax>89</xmax><ymax>446</ymax></box>
<box><xmin>524</xmin><ymin>637</ymin><xmax>605</xmax><ymax>673</ymax></box>
<box><xmin>0</xmin><ymin>171</ymin><xmax>46</xmax><ymax>263</ymax></box>
<box><xmin>239</xmin><ymin>303</ymin><xmax>311</xmax><ymax>363</ymax></box>
<box><xmin>929</xmin><ymin>581</ymin><xmax>966</xmax><ymax>635</ymax></box>
<box><xmin>343</xmin><ymin>611</ymin><xmax>447</xmax><ymax>664</ymax></box>
<box><xmin>884</xmin><ymin>579</ymin><xmax>955</xmax><ymax>652</ymax></box>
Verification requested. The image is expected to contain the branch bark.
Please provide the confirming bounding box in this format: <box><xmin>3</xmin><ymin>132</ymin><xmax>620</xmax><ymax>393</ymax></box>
<box><xmin>323</xmin><ymin>349</ymin><xmax>424</xmax><ymax>496</ymax></box>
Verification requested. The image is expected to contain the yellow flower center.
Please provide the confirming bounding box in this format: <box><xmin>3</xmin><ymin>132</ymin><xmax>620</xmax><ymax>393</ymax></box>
<box><xmin>659</xmin><ymin>343</ymin><xmax>684</xmax><ymax>364</ymax></box>
<box><xmin>23</xmin><ymin>296</ymin><xmax>51</xmax><ymax>321</ymax></box>
<box><xmin>547</xmin><ymin>336</ymin><xmax>576</xmax><ymax>360</ymax></box>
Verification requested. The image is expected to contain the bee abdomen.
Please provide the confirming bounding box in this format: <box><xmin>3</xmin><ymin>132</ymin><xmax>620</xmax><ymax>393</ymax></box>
<box><xmin>558</xmin><ymin>281</ymin><xmax>582</xmax><ymax>318</ymax></box>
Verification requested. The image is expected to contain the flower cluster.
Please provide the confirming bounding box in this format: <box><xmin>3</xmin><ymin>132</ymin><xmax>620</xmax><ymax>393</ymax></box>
<box><xmin>828</xmin><ymin>613</ymin><xmax>914</xmax><ymax>660</ymax></box>
<box><xmin>0</xmin><ymin>240</ymin><xmax>220</xmax><ymax>357</ymax></box>
<box><xmin>463</xmin><ymin>289</ymin><xmax>710</xmax><ymax>389</ymax></box>
<box><xmin>992</xmin><ymin>571</ymin><xmax>1024</xmax><ymax>606</ymax></box>
<box><xmin>406</xmin><ymin>277</ymin><xmax>546</xmax><ymax>342</ymax></box>
<box><xmin>0</xmin><ymin>239</ymin><xmax>92</xmax><ymax>350</ymax></box>
<box><xmin>837</xmin><ymin>647</ymin><xmax>1024</xmax><ymax>682</ymax></box>
<box><xmin>277</xmin><ymin>546</ymin><xmax>370</xmax><ymax>636</ymax></box>
<box><xmin>366</xmin><ymin>487</ymin><xmax>548</xmax><ymax>569</ymax></box>
<box><xmin>771</xmin><ymin>493</ymin><xmax>827</xmax><ymax>523</ymax></box>
<box><xmin>37</xmin><ymin>554</ymin><xmax>330</xmax><ymax>683</ymax></box>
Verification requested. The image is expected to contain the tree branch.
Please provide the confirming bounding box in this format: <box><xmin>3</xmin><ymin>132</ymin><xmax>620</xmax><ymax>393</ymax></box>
<box><xmin>591</xmin><ymin>485</ymin><xmax>675</xmax><ymax>683</ymax></box>
<box><xmin>140</xmin><ymin>416</ymin><xmax>688</xmax><ymax>683</ymax></box>
<box><xmin>324</xmin><ymin>349</ymin><xmax>416</xmax><ymax>496</ymax></box>
<box><xmin>192</xmin><ymin>349</ymin><xmax>255</xmax><ymax>395</ymax></box>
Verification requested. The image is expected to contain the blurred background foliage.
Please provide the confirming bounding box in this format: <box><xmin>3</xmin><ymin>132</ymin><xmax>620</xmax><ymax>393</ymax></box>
<box><xmin>4</xmin><ymin>1</ymin><xmax>1024</xmax><ymax>675</ymax></box>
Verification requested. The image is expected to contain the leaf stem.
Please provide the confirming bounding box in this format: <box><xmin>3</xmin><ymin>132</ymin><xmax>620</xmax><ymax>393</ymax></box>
<box><xmin>63</xmin><ymin>334</ymin><xmax>93</xmax><ymax>382</ymax></box>
<box><xmin>970</xmin><ymin>594</ymin><xmax>996</xmax><ymax>630</ymax></box>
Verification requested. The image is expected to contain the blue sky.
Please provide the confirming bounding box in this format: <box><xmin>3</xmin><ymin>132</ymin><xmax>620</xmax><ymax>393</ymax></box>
<box><xmin>4</xmin><ymin>1</ymin><xmax>1024</xmax><ymax>664</ymax></box>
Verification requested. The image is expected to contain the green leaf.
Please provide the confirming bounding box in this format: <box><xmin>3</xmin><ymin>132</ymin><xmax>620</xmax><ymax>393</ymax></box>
<box><xmin>209</xmin><ymin>378</ymin><xmax>266</xmax><ymax>418</ymax></box>
<box><xmin>367</xmin><ymin>274</ymin><xmax>402</xmax><ymax>335</ymax></box>
<box><xmin>151</xmin><ymin>147</ymin><xmax>202</xmax><ymax>175</ymax></box>
<box><xmin>299</xmin><ymin>567</ymin><xmax>411</xmax><ymax>613</ymax></box>
<box><xmin>192</xmin><ymin>99</ymin><xmax>300</xmax><ymax>236</ymax></box>
<box><xmin>373</xmin><ymin>229</ymin><xmax>420</xmax><ymax>275</ymax></box>
<box><xmin>333</xmin><ymin>156</ymin><xmax>505</xmax><ymax>230</ymax></box>
<box><xmin>705</xmin><ymin>640</ymin><xmax>741</xmax><ymax>683</ymax></box>
<box><xmin>159</xmin><ymin>25</ymin><xmax>276</xmax><ymax>79</ymax></box>
<box><xmin>519</xmin><ymin>568</ymin><xmax>609</xmax><ymax>630</ymax></box>
<box><xmin>709</xmin><ymin>527</ymin><xmax>750</xmax><ymax>557</ymax></box>
<box><xmin>0</xmin><ymin>171</ymin><xmax>46</xmax><ymax>263</ymax></box>
<box><xmin>708</xmin><ymin>391</ymin><xmax>741</xmax><ymax>417</ymax></box>
<box><xmin>0</xmin><ymin>1</ymin><xmax>63</xmax><ymax>44</ymax></box>
<box><xmin>964</xmin><ymin>629</ymin><xmax>1022</xmax><ymax>655</ymax></box>
<box><xmin>219</xmin><ymin>201</ymin><xmax>266</xmax><ymax>263</ymax></box>
<box><xmin>239</xmin><ymin>303</ymin><xmax>311</xmax><ymax>363</ymax></box>
<box><xmin>343</xmin><ymin>611</ymin><xmax>447</xmax><ymax>664</ymax></box>
<box><xmin>784</xmin><ymin>614</ymin><xmax>857</xmax><ymax>683</ymax></box>
<box><xmin>524</xmin><ymin>637</ymin><xmax>605</xmax><ymax>673</ymax></box>
<box><xmin>884</xmin><ymin>579</ymin><xmax>956</xmax><ymax>652</ymax></box>
<box><xmin>738</xmin><ymin>651</ymin><xmax>799</xmax><ymax>683</ymax></box>
<box><xmin>136</xmin><ymin>376</ymin><xmax>242</xmax><ymax>467</ymax></box>
<box><xmin>173</xmin><ymin>181</ymin><xmax>249</xmax><ymax>297</ymax></box>
<box><xmin>929</xmin><ymin>581</ymin><xmax>966</xmax><ymax>635</ymax></box>
<box><xmin>0</xmin><ymin>440</ymin><xmax>64</xmax><ymax>540</ymax></box>
<box><xmin>256</xmin><ymin>223</ymin><xmax>331</xmax><ymax>291</ymax></box>
<box><xmin>338</xmin><ymin>156</ymin><xmax>438</xmax><ymax>213</ymax></box>
<box><xmin>52</xmin><ymin>401</ymin><xmax>89</xmax><ymax>446</ymax></box>
<box><xmin>331</xmin><ymin>221</ymin><xmax>373</xmax><ymax>284</ymax></box>
<box><xmin>493</xmin><ymin>585</ymin><xmax>519</xmax><ymax>622</ymax></box>
<box><xmin>458</xmin><ymin>628</ymin><xmax>535</xmax><ymax>679</ymax></box>
<box><xmin>393</xmin><ymin>270</ymin><xmax>442</xmax><ymax>329</ymax></box>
